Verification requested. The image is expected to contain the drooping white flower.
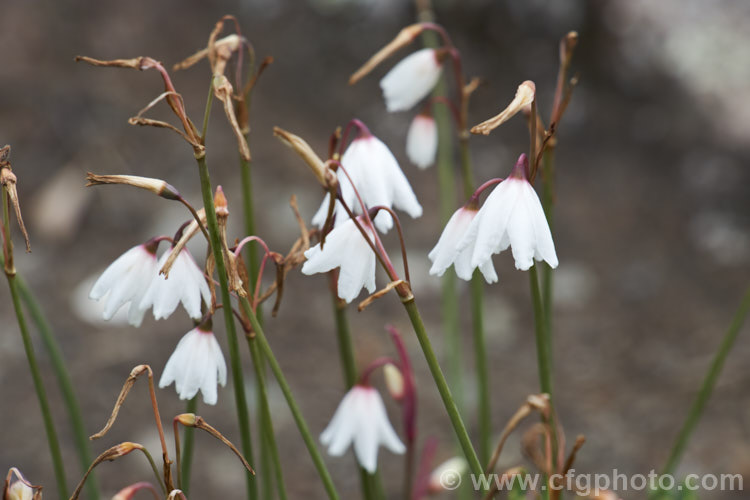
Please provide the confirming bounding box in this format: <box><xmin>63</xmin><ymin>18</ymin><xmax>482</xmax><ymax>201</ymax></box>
<box><xmin>312</xmin><ymin>130</ymin><xmax>422</xmax><ymax>233</ymax></box>
<box><xmin>139</xmin><ymin>248</ymin><xmax>210</xmax><ymax>320</ymax></box>
<box><xmin>459</xmin><ymin>154</ymin><xmax>558</xmax><ymax>272</ymax></box>
<box><xmin>89</xmin><ymin>242</ymin><xmax>159</xmax><ymax>327</ymax></box>
<box><xmin>428</xmin><ymin>457</ymin><xmax>469</xmax><ymax>494</ymax></box>
<box><xmin>380</xmin><ymin>48</ymin><xmax>444</xmax><ymax>112</ymax></box>
<box><xmin>429</xmin><ymin>206</ymin><xmax>498</xmax><ymax>283</ymax></box>
<box><xmin>302</xmin><ymin>217</ymin><xmax>377</xmax><ymax>303</ymax></box>
<box><xmin>320</xmin><ymin>385</ymin><xmax>405</xmax><ymax>473</ymax></box>
<box><xmin>406</xmin><ymin>113</ymin><xmax>438</xmax><ymax>169</ymax></box>
<box><xmin>159</xmin><ymin>325</ymin><xmax>227</xmax><ymax>405</ymax></box>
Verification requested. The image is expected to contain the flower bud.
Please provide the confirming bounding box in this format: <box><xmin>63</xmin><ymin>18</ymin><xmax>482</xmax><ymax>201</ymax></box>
<box><xmin>349</xmin><ymin>24</ymin><xmax>425</xmax><ymax>85</ymax></box>
<box><xmin>214</xmin><ymin>186</ymin><xmax>229</xmax><ymax>217</ymax></box>
<box><xmin>273</xmin><ymin>127</ymin><xmax>334</xmax><ymax>189</ymax></box>
<box><xmin>383</xmin><ymin>363</ymin><xmax>405</xmax><ymax>400</ymax></box>
<box><xmin>85</xmin><ymin>173</ymin><xmax>180</xmax><ymax>200</ymax></box>
<box><xmin>175</xmin><ymin>413</ymin><xmax>198</xmax><ymax>426</ymax></box>
<box><xmin>471</xmin><ymin>80</ymin><xmax>536</xmax><ymax>135</ymax></box>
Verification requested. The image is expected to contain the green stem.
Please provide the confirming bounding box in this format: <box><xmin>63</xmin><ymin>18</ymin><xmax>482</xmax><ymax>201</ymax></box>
<box><xmin>195</xmin><ymin>153</ymin><xmax>257</xmax><ymax>500</ymax></box>
<box><xmin>540</xmin><ymin>149</ymin><xmax>555</xmax><ymax>367</ymax></box>
<box><xmin>3</xmin><ymin>189</ymin><xmax>68</xmax><ymax>499</ymax></box>
<box><xmin>421</xmin><ymin>24</ymin><xmax>464</xmax><ymax>417</ymax></box>
<box><xmin>247</xmin><ymin>333</ymin><xmax>288</xmax><ymax>500</ymax></box>
<box><xmin>661</xmin><ymin>286</ymin><xmax>750</xmax><ymax>475</ymax></box>
<box><xmin>180</xmin><ymin>396</ymin><xmax>198</xmax><ymax>495</ymax></box>
<box><xmin>529</xmin><ymin>265</ymin><xmax>552</xmax><ymax>396</ymax></box>
<box><xmin>470</xmin><ymin>272</ymin><xmax>490</xmax><ymax>464</ymax></box>
<box><xmin>459</xmin><ymin>129</ymin><xmax>491</xmax><ymax>466</ymax></box>
<box><xmin>330</xmin><ymin>292</ymin><xmax>385</xmax><ymax>500</ymax></box>
<box><xmin>528</xmin><ymin>264</ymin><xmax>558</xmax><ymax>477</ymax></box>
<box><xmin>401</xmin><ymin>298</ymin><xmax>484</xmax><ymax>484</ymax></box>
<box><xmin>6</xmin><ymin>274</ymin><xmax>69</xmax><ymax>499</ymax></box>
<box><xmin>14</xmin><ymin>274</ymin><xmax>99</xmax><ymax>500</ymax></box>
<box><xmin>238</xmin><ymin>295</ymin><xmax>340</xmax><ymax>500</ymax></box>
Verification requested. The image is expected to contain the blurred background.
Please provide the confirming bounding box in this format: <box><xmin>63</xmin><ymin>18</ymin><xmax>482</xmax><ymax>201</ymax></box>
<box><xmin>1</xmin><ymin>0</ymin><xmax>749</xmax><ymax>498</ymax></box>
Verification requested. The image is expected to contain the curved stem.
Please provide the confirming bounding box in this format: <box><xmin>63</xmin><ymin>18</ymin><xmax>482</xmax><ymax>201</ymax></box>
<box><xmin>237</xmin><ymin>295</ymin><xmax>340</xmax><ymax>500</ymax></box>
<box><xmin>195</xmin><ymin>153</ymin><xmax>257</xmax><ymax>500</ymax></box>
<box><xmin>247</xmin><ymin>332</ymin><xmax>288</xmax><ymax>500</ymax></box>
<box><xmin>662</xmin><ymin>286</ymin><xmax>750</xmax><ymax>475</ymax></box>
<box><xmin>14</xmin><ymin>275</ymin><xmax>99</xmax><ymax>500</ymax></box>
<box><xmin>3</xmin><ymin>190</ymin><xmax>68</xmax><ymax>500</ymax></box>
<box><xmin>401</xmin><ymin>298</ymin><xmax>485</xmax><ymax>487</ymax></box>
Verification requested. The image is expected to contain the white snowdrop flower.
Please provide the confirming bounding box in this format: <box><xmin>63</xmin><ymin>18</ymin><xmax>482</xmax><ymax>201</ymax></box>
<box><xmin>159</xmin><ymin>324</ymin><xmax>227</xmax><ymax>405</ymax></box>
<box><xmin>459</xmin><ymin>154</ymin><xmax>558</xmax><ymax>272</ymax></box>
<box><xmin>380</xmin><ymin>48</ymin><xmax>444</xmax><ymax>112</ymax></box>
<box><xmin>302</xmin><ymin>216</ymin><xmax>377</xmax><ymax>303</ymax></box>
<box><xmin>4</xmin><ymin>468</ymin><xmax>39</xmax><ymax>500</ymax></box>
<box><xmin>312</xmin><ymin>130</ymin><xmax>422</xmax><ymax>233</ymax></box>
<box><xmin>89</xmin><ymin>242</ymin><xmax>160</xmax><ymax>327</ymax></box>
<box><xmin>429</xmin><ymin>206</ymin><xmax>498</xmax><ymax>283</ymax></box>
<box><xmin>139</xmin><ymin>248</ymin><xmax>210</xmax><ymax>321</ymax></box>
<box><xmin>320</xmin><ymin>385</ymin><xmax>405</xmax><ymax>473</ymax></box>
<box><xmin>406</xmin><ymin>113</ymin><xmax>438</xmax><ymax>169</ymax></box>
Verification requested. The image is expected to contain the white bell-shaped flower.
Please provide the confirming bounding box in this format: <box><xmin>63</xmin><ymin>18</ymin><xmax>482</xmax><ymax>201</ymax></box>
<box><xmin>89</xmin><ymin>242</ymin><xmax>159</xmax><ymax>327</ymax></box>
<box><xmin>312</xmin><ymin>130</ymin><xmax>422</xmax><ymax>233</ymax></box>
<box><xmin>139</xmin><ymin>248</ymin><xmax>210</xmax><ymax>320</ymax></box>
<box><xmin>380</xmin><ymin>48</ymin><xmax>444</xmax><ymax>112</ymax></box>
<box><xmin>302</xmin><ymin>216</ymin><xmax>377</xmax><ymax>303</ymax></box>
<box><xmin>429</xmin><ymin>206</ymin><xmax>498</xmax><ymax>283</ymax></box>
<box><xmin>159</xmin><ymin>324</ymin><xmax>227</xmax><ymax>405</ymax></box>
<box><xmin>458</xmin><ymin>154</ymin><xmax>558</xmax><ymax>272</ymax></box>
<box><xmin>406</xmin><ymin>113</ymin><xmax>438</xmax><ymax>169</ymax></box>
<box><xmin>320</xmin><ymin>385</ymin><xmax>405</xmax><ymax>473</ymax></box>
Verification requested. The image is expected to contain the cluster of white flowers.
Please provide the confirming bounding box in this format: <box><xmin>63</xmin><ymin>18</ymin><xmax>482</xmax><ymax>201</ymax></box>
<box><xmin>90</xmin><ymin>241</ymin><xmax>225</xmax><ymax>405</ymax></box>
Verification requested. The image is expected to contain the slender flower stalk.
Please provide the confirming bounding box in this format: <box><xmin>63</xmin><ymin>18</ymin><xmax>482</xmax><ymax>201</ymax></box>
<box><xmin>328</xmin><ymin>280</ymin><xmax>385</xmax><ymax>500</ymax></box>
<box><xmin>419</xmin><ymin>15</ymin><xmax>465</xmax><ymax>419</ymax></box>
<box><xmin>246</xmin><ymin>329</ymin><xmax>288</xmax><ymax>500</ymax></box>
<box><xmin>14</xmin><ymin>274</ymin><xmax>100</xmax><ymax>500</ymax></box>
<box><xmin>2</xmin><ymin>188</ymin><xmax>69</xmax><ymax>500</ymax></box>
<box><xmin>195</xmin><ymin>153</ymin><xmax>257</xmax><ymax>500</ymax></box>
<box><xmin>237</xmin><ymin>294</ymin><xmax>340</xmax><ymax>500</ymax></box>
<box><xmin>662</xmin><ymin>286</ymin><xmax>750</xmax><ymax>475</ymax></box>
<box><xmin>179</xmin><ymin>397</ymin><xmax>197</xmax><ymax>495</ymax></box>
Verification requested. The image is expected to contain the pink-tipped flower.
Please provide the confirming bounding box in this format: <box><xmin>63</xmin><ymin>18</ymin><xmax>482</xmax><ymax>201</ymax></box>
<box><xmin>159</xmin><ymin>323</ymin><xmax>227</xmax><ymax>405</ymax></box>
<box><xmin>406</xmin><ymin>113</ymin><xmax>438</xmax><ymax>169</ymax></box>
<box><xmin>302</xmin><ymin>216</ymin><xmax>376</xmax><ymax>303</ymax></box>
<box><xmin>459</xmin><ymin>154</ymin><xmax>558</xmax><ymax>272</ymax></box>
<box><xmin>320</xmin><ymin>385</ymin><xmax>405</xmax><ymax>473</ymax></box>
<box><xmin>312</xmin><ymin>129</ymin><xmax>423</xmax><ymax>233</ymax></box>
<box><xmin>89</xmin><ymin>242</ymin><xmax>159</xmax><ymax>327</ymax></box>
<box><xmin>139</xmin><ymin>248</ymin><xmax>210</xmax><ymax>320</ymax></box>
<box><xmin>429</xmin><ymin>206</ymin><xmax>498</xmax><ymax>283</ymax></box>
<box><xmin>380</xmin><ymin>48</ymin><xmax>444</xmax><ymax>112</ymax></box>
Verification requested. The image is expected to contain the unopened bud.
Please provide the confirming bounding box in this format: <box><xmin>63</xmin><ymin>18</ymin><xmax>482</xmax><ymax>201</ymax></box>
<box><xmin>214</xmin><ymin>186</ymin><xmax>228</xmax><ymax>217</ymax></box>
<box><xmin>349</xmin><ymin>24</ymin><xmax>425</xmax><ymax>85</ymax></box>
<box><xmin>471</xmin><ymin>80</ymin><xmax>536</xmax><ymax>135</ymax></box>
<box><xmin>175</xmin><ymin>413</ymin><xmax>198</xmax><ymax>427</ymax></box>
<box><xmin>560</xmin><ymin>31</ymin><xmax>579</xmax><ymax>67</ymax></box>
<box><xmin>85</xmin><ymin>173</ymin><xmax>180</xmax><ymax>200</ymax></box>
<box><xmin>383</xmin><ymin>363</ymin><xmax>405</xmax><ymax>400</ymax></box>
<box><xmin>526</xmin><ymin>393</ymin><xmax>550</xmax><ymax>412</ymax></box>
<box><xmin>273</xmin><ymin>127</ymin><xmax>334</xmax><ymax>188</ymax></box>
<box><xmin>428</xmin><ymin>457</ymin><xmax>468</xmax><ymax>493</ymax></box>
